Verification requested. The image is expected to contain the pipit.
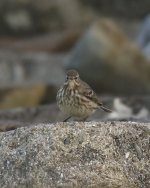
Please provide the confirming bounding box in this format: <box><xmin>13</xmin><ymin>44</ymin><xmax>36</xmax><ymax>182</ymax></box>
<box><xmin>56</xmin><ymin>69</ymin><xmax>112</xmax><ymax>121</ymax></box>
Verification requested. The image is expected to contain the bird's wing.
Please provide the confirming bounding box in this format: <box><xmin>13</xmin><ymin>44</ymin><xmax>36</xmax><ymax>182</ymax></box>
<box><xmin>78</xmin><ymin>80</ymin><xmax>103</xmax><ymax>105</ymax></box>
<box><xmin>78</xmin><ymin>80</ymin><xmax>112</xmax><ymax>112</ymax></box>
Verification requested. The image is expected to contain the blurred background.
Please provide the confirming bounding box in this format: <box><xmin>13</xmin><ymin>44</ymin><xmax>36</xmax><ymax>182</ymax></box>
<box><xmin>1</xmin><ymin>0</ymin><xmax>150</xmax><ymax>130</ymax></box>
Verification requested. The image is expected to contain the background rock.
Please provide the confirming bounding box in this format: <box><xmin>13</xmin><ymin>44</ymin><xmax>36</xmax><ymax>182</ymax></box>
<box><xmin>0</xmin><ymin>0</ymin><xmax>149</xmax><ymax>35</ymax></box>
<box><xmin>0</xmin><ymin>120</ymin><xmax>30</xmax><ymax>132</ymax></box>
<box><xmin>0</xmin><ymin>30</ymin><xmax>82</xmax><ymax>53</ymax></box>
<box><xmin>0</xmin><ymin>51</ymin><xmax>65</xmax><ymax>87</ymax></box>
<box><xmin>0</xmin><ymin>122</ymin><xmax>149</xmax><ymax>187</ymax></box>
<box><xmin>80</xmin><ymin>0</ymin><xmax>150</xmax><ymax>19</ymax></box>
<box><xmin>0</xmin><ymin>84</ymin><xmax>56</xmax><ymax>109</ymax></box>
<box><xmin>136</xmin><ymin>15</ymin><xmax>150</xmax><ymax>60</ymax></box>
<box><xmin>136</xmin><ymin>15</ymin><xmax>150</xmax><ymax>48</ymax></box>
<box><xmin>66</xmin><ymin>19</ymin><xmax>150</xmax><ymax>94</ymax></box>
<box><xmin>0</xmin><ymin>104</ymin><xmax>61</xmax><ymax>130</ymax></box>
<box><xmin>0</xmin><ymin>0</ymin><xmax>86</xmax><ymax>35</ymax></box>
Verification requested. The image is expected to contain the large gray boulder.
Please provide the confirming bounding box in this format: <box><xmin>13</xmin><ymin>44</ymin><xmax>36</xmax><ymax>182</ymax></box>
<box><xmin>66</xmin><ymin>19</ymin><xmax>150</xmax><ymax>94</ymax></box>
<box><xmin>0</xmin><ymin>122</ymin><xmax>149</xmax><ymax>187</ymax></box>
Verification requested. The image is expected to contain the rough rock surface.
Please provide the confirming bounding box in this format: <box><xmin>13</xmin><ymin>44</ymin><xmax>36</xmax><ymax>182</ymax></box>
<box><xmin>0</xmin><ymin>122</ymin><xmax>149</xmax><ymax>188</ymax></box>
<box><xmin>66</xmin><ymin>19</ymin><xmax>150</xmax><ymax>94</ymax></box>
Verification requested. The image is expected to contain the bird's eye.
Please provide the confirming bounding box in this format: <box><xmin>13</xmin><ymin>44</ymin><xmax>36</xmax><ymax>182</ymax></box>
<box><xmin>75</xmin><ymin>76</ymin><xmax>78</xmax><ymax>80</ymax></box>
<box><xmin>66</xmin><ymin>76</ymin><xmax>68</xmax><ymax>80</ymax></box>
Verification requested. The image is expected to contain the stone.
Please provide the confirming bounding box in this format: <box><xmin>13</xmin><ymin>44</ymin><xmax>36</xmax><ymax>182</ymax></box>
<box><xmin>136</xmin><ymin>15</ymin><xmax>150</xmax><ymax>48</ymax></box>
<box><xmin>0</xmin><ymin>30</ymin><xmax>81</xmax><ymax>53</ymax></box>
<box><xmin>0</xmin><ymin>0</ymin><xmax>85</xmax><ymax>35</ymax></box>
<box><xmin>0</xmin><ymin>51</ymin><xmax>65</xmax><ymax>87</ymax></box>
<box><xmin>0</xmin><ymin>103</ymin><xmax>64</xmax><ymax>132</ymax></box>
<box><xmin>80</xmin><ymin>0</ymin><xmax>150</xmax><ymax>19</ymax></box>
<box><xmin>0</xmin><ymin>84</ymin><xmax>56</xmax><ymax>109</ymax></box>
<box><xmin>107</xmin><ymin>98</ymin><xmax>149</xmax><ymax>120</ymax></box>
<box><xmin>136</xmin><ymin>15</ymin><xmax>150</xmax><ymax>60</ymax></box>
<box><xmin>5</xmin><ymin>10</ymin><xmax>32</xmax><ymax>32</ymax></box>
<box><xmin>0</xmin><ymin>0</ymin><xmax>150</xmax><ymax>36</ymax></box>
<box><xmin>65</xmin><ymin>19</ymin><xmax>150</xmax><ymax>94</ymax></box>
<box><xmin>0</xmin><ymin>120</ymin><xmax>30</xmax><ymax>132</ymax></box>
<box><xmin>0</xmin><ymin>122</ymin><xmax>149</xmax><ymax>187</ymax></box>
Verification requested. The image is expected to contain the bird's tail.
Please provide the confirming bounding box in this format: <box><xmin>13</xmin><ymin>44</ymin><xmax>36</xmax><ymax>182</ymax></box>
<box><xmin>100</xmin><ymin>105</ymin><xmax>112</xmax><ymax>113</ymax></box>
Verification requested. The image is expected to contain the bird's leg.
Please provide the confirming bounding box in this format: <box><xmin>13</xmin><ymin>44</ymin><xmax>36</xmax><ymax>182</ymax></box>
<box><xmin>82</xmin><ymin>116</ymin><xmax>89</xmax><ymax>121</ymax></box>
<box><xmin>75</xmin><ymin>116</ymin><xmax>88</xmax><ymax>122</ymax></box>
<box><xmin>63</xmin><ymin>116</ymin><xmax>72</xmax><ymax>122</ymax></box>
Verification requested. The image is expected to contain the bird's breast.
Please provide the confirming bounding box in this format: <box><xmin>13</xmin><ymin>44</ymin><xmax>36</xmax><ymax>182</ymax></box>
<box><xmin>57</xmin><ymin>87</ymin><xmax>98</xmax><ymax>117</ymax></box>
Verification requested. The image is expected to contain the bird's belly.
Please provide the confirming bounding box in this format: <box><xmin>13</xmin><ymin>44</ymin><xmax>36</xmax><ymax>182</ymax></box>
<box><xmin>58</xmin><ymin>94</ymin><xmax>97</xmax><ymax>117</ymax></box>
<box><xmin>59</xmin><ymin>103</ymin><xmax>96</xmax><ymax>117</ymax></box>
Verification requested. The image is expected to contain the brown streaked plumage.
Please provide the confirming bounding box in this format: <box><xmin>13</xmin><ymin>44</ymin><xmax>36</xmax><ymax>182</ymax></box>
<box><xmin>56</xmin><ymin>69</ymin><xmax>112</xmax><ymax>121</ymax></box>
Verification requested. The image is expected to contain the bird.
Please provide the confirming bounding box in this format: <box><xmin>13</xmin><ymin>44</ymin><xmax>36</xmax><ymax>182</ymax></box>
<box><xmin>56</xmin><ymin>69</ymin><xmax>112</xmax><ymax>121</ymax></box>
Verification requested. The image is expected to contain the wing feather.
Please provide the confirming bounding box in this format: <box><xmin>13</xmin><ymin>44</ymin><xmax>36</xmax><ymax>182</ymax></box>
<box><xmin>78</xmin><ymin>80</ymin><xmax>103</xmax><ymax>105</ymax></box>
<box><xmin>78</xmin><ymin>79</ymin><xmax>112</xmax><ymax>112</ymax></box>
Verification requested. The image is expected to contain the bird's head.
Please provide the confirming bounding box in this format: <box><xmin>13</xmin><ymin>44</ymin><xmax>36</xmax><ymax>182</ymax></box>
<box><xmin>65</xmin><ymin>69</ymin><xmax>80</xmax><ymax>87</ymax></box>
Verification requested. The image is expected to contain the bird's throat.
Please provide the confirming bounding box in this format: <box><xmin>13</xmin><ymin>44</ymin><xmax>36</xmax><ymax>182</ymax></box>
<box><xmin>67</xmin><ymin>80</ymin><xmax>79</xmax><ymax>89</ymax></box>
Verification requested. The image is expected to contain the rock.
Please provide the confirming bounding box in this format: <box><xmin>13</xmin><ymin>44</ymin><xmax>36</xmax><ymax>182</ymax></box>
<box><xmin>66</xmin><ymin>19</ymin><xmax>150</xmax><ymax>94</ymax></box>
<box><xmin>136</xmin><ymin>15</ymin><xmax>150</xmax><ymax>60</ymax></box>
<box><xmin>0</xmin><ymin>84</ymin><xmax>56</xmax><ymax>109</ymax></box>
<box><xmin>0</xmin><ymin>0</ymin><xmax>150</xmax><ymax>35</ymax></box>
<box><xmin>25</xmin><ymin>30</ymin><xmax>81</xmax><ymax>53</ymax></box>
<box><xmin>0</xmin><ymin>51</ymin><xmax>65</xmax><ymax>87</ymax></box>
<box><xmin>5</xmin><ymin>10</ymin><xmax>32</xmax><ymax>32</ymax></box>
<box><xmin>116</xmin><ymin>19</ymin><xmax>142</xmax><ymax>40</ymax></box>
<box><xmin>107</xmin><ymin>98</ymin><xmax>149</xmax><ymax>120</ymax></box>
<box><xmin>0</xmin><ymin>104</ymin><xmax>61</xmax><ymax>127</ymax></box>
<box><xmin>0</xmin><ymin>0</ymin><xmax>85</xmax><ymax>35</ymax></box>
<box><xmin>0</xmin><ymin>122</ymin><xmax>149</xmax><ymax>187</ymax></box>
<box><xmin>142</xmin><ymin>43</ymin><xmax>150</xmax><ymax>60</ymax></box>
<box><xmin>136</xmin><ymin>15</ymin><xmax>150</xmax><ymax>48</ymax></box>
<box><xmin>80</xmin><ymin>0</ymin><xmax>150</xmax><ymax>19</ymax></box>
<box><xmin>0</xmin><ymin>30</ymin><xmax>82</xmax><ymax>53</ymax></box>
<box><xmin>0</xmin><ymin>120</ymin><xmax>30</xmax><ymax>132</ymax></box>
